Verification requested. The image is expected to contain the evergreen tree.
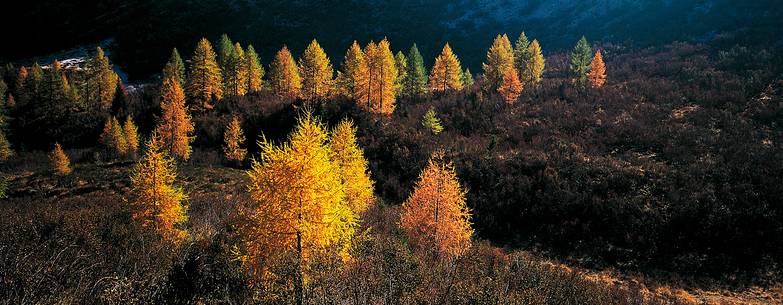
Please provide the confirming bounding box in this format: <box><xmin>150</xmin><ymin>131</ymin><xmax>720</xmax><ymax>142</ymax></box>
<box><xmin>187</xmin><ymin>38</ymin><xmax>223</xmax><ymax>111</ymax></box>
<box><xmin>130</xmin><ymin>133</ymin><xmax>188</xmax><ymax>243</ymax></box>
<box><xmin>429</xmin><ymin>43</ymin><xmax>464</xmax><ymax>93</ymax></box>
<box><xmin>217</xmin><ymin>34</ymin><xmax>235</xmax><ymax>70</ymax></box>
<box><xmin>269</xmin><ymin>45</ymin><xmax>302</xmax><ymax>99</ymax></box>
<box><xmin>588</xmin><ymin>50</ymin><xmax>607</xmax><ymax>88</ymax></box>
<box><xmin>225</xmin><ymin>42</ymin><xmax>249</xmax><ymax>97</ymax></box>
<box><xmin>223</xmin><ymin>116</ymin><xmax>246</xmax><ymax>164</ymax></box>
<box><xmin>422</xmin><ymin>107</ymin><xmax>444</xmax><ymax>134</ymax></box>
<box><xmin>570</xmin><ymin>36</ymin><xmax>593</xmax><ymax>84</ymax></box>
<box><xmin>298</xmin><ymin>39</ymin><xmax>334</xmax><ymax>101</ymax></box>
<box><xmin>522</xmin><ymin>39</ymin><xmax>545</xmax><ymax>85</ymax></box>
<box><xmin>462</xmin><ymin>68</ymin><xmax>474</xmax><ymax>88</ymax></box>
<box><xmin>394</xmin><ymin>51</ymin><xmax>408</xmax><ymax>96</ymax></box>
<box><xmin>157</xmin><ymin>78</ymin><xmax>195</xmax><ymax>160</ymax></box>
<box><xmin>163</xmin><ymin>48</ymin><xmax>186</xmax><ymax>87</ymax></box>
<box><xmin>498</xmin><ymin>68</ymin><xmax>523</xmax><ymax>104</ymax></box>
<box><xmin>482</xmin><ymin>34</ymin><xmax>515</xmax><ymax>90</ymax></box>
<box><xmin>403</xmin><ymin>43</ymin><xmax>428</xmax><ymax>98</ymax></box>
<box><xmin>245</xmin><ymin>45</ymin><xmax>265</xmax><ymax>93</ymax></box>
<box><xmin>513</xmin><ymin>32</ymin><xmax>530</xmax><ymax>77</ymax></box>
<box><xmin>336</xmin><ymin>41</ymin><xmax>369</xmax><ymax>102</ymax></box>
<box><xmin>50</xmin><ymin>143</ymin><xmax>71</xmax><ymax>175</ymax></box>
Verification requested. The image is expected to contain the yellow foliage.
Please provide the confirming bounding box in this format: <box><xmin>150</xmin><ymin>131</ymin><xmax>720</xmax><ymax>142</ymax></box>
<box><xmin>498</xmin><ymin>68</ymin><xmax>523</xmax><ymax>104</ymax></box>
<box><xmin>157</xmin><ymin>77</ymin><xmax>195</xmax><ymax>160</ymax></box>
<box><xmin>223</xmin><ymin>116</ymin><xmax>247</xmax><ymax>163</ymax></box>
<box><xmin>330</xmin><ymin>119</ymin><xmax>375</xmax><ymax>216</ymax></box>
<box><xmin>130</xmin><ymin>133</ymin><xmax>188</xmax><ymax>243</ymax></box>
<box><xmin>400</xmin><ymin>153</ymin><xmax>473</xmax><ymax>259</ymax></box>
<box><xmin>336</xmin><ymin>41</ymin><xmax>369</xmax><ymax>101</ymax></box>
<box><xmin>363</xmin><ymin>39</ymin><xmax>397</xmax><ymax>114</ymax></box>
<box><xmin>187</xmin><ymin>38</ymin><xmax>223</xmax><ymax>111</ymax></box>
<box><xmin>429</xmin><ymin>43</ymin><xmax>464</xmax><ymax>93</ymax></box>
<box><xmin>521</xmin><ymin>39</ymin><xmax>545</xmax><ymax>85</ymax></box>
<box><xmin>50</xmin><ymin>143</ymin><xmax>71</xmax><ymax>175</ymax></box>
<box><xmin>269</xmin><ymin>45</ymin><xmax>302</xmax><ymax>99</ymax></box>
<box><xmin>124</xmin><ymin>116</ymin><xmax>139</xmax><ymax>157</ymax></box>
<box><xmin>299</xmin><ymin>39</ymin><xmax>334</xmax><ymax>101</ymax></box>
<box><xmin>482</xmin><ymin>34</ymin><xmax>515</xmax><ymax>90</ymax></box>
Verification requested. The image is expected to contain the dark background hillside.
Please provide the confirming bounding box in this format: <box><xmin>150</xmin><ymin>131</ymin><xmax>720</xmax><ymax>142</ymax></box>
<box><xmin>2</xmin><ymin>0</ymin><xmax>782</xmax><ymax>80</ymax></box>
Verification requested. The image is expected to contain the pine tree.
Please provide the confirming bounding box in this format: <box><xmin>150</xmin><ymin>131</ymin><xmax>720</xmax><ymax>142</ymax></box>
<box><xmin>330</xmin><ymin>119</ymin><xmax>375</xmax><ymax>216</ymax></box>
<box><xmin>336</xmin><ymin>41</ymin><xmax>369</xmax><ymax>102</ymax></box>
<box><xmin>224</xmin><ymin>42</ymin><xmax>249</xmax><ymax>97</ymax></box>
<box><xmin>269</xmin><ymin>45</ymin><xmax>302</xmax><ymax>99</ymax></box>
<box><xmin>157</xmin><ymin>78</ymin><xmax>195</xmax><ymax>160</ymax></box>
<box><xmin>243</xmin><ymin>113</ymin><xmax>356</xmax><ymax>304</ymax></box>
<box><xmin>187</xmin><ymin>38</ymin><xmax>223</xmax><ymax>111</ymax></box>
<box><xmin>429</xmin><ymin>43</ymin><xmax>464</xmax><ymax>93</ymax></box>
<box><xmin>522</xmin><ymin>39</ymin><xmax>545</xmax><ymax>85</ymax></box>
<box><xmin>513</xmin><ymin>32</ymin><xmax>530</xmax><ymax>77</ymax></box>
<box><xmin>403</xmin><ymin>43</ymin><xmax>428</xmax><ymax>98</ymax></box>
<box><xmin>217</xmin><ymin>34</ymin><xmax>235</xmax><ymax>71</ymax></box>
<box><xmin>50</xmin><ymin>143</ymin><xmax>71</xmax><ymax>175</ymax></box>
<box><xmin>84</xmin><ymin>47</ymin><xmax>119</xmax><ymax>111</ymax></box>
<box><xmin>422</xmin><ymin>107</ymin><xmax>444</xmax><ymax>134</ymax></box>
<box><xmin>400</xmin><ymin>153</ymin><xmax>472</xmax><ymax>259</ymax></box>
<box><xmin>246</xmin><ymin>45</ymin><xmax>265</xmax><ymax>93</ymax></box>
<box><xmin>498</xmin><ymin>68</ymin><xmax>523</xmax><ymax>104</ymax></box>
<box><xmin>124</xmin><ymin>115</ymin><xmax>139</xmax><ymax>158</ymax></box>
<box><xmin>570</xmin><ymin>36</ymin><xmax>593</xmax><ymax>84</ymax></box>
<box><xmin>588</xmin><ymin>50</ymin><xmax>607</xmax><ymax>88</ymax></box>
<box><xmin>163</xmin><ymin>48</ymin><xmax>186</xmax><ymax>87</ymax></box>
<box><xmin>394</xmin><ymin>51</ymin><xmax>408</xmax><ymax>96</ymax></box>
<box><xmin>462</xmin><ymin>68</ymin><xmax>474</xmax><ymax>88</ymax></box>
<box><xmin>223</xmin><ymin>116</ymin><xmax>246</xmax><ymax>164</ymax></box>
<box><xmin>130</xmin><ymin>133</ymin><xmax>188</xmax><ymax>243</ymax></box>
<box><xmin>298</xmin><ymin>39</ymin><xmax>334</xmax><ymax>101</ymax></box>
<box><xmin>482</xmin><ymin>34</ymin><xmax>515</xmax><ymax>90</ymax></box>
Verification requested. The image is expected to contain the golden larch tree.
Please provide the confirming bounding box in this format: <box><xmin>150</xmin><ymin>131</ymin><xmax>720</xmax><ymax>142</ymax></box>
<box><xmin>130</xmin><ymin>133</ymin><xmax>188</xmax><ymax>243</ymax></box>
<box><xmin>336</xmin><ymin>41</ymin><xmax>369</xmax><ymax>102</ymax></box>
<box><xmin>588</xmin><ymin>50</ymin><xmax>607</xmax><ymax>88</ymax></box>
<box><xmin>498</xmin><ymin>68</ymin><xmax>523</xmax><ymax>104</ymax></box>
<box><xmin>50</xmin><ymin>143</ymin><xmax>71</xmax><ymax>175</ymax></box>
<box><xmin>269</xmin><ymin>45</ymin><xmax>302</xmax><ymax>99</ymax></box>
<box><xmin>85</xmin><ymin>47</ymin><xmax>119</xmax><ymax>111</ymax></box>
<box><xmin>330</xmin><ymin>119</ymin><xmax>375</xmax><ymax>216</ymax></box>
<box><xmin>157</xmin><ymin>78</ymin><xmax>195</xmax><ymax>160</ymax></box>
<box><xmin>223</xmin><ymin>116</ymin><xmax>247</xmax><ymax>164</ymax></box>
<box><xmin>243</xmin><ymin>113</ymin><xmax>356</xmax><ymax>304</ymax></box>
<box><xmin>246</xmin><ymin>45</ymin><xmax>265</xmax><ymax>93</ymax></box>
<box><xmin>522</xmin><ymin>39</ymin><xmax>545</xmax><ymax>85</ymax></box>
<box><xmin>187</xmin><ymin>38</ymin><xmax>223</xmax><ymax>111</ymax></box>
<box><xmin>365</xmin><ymin>39</ymin><xmax>397</xmax><ymax>114</ymax></box>
<box><xmin>298</xmin><ymin>39</ymin><xmax>334</xmax><ymax>101</ymax></box>
<box><xmin>124</xmin><ymin>116</ymin><xmax>139</xmax><ymax>158</ymax></box>
<box><xmin>99</xmin><ymin>116</ymin><xmax>128</xmax><ymax>157</ymax></box>
<box><xmin>400</xmin><ymin>154</ymin><xmax>472</xmax><ymax>259</ymax></box>
<box><xmin>224</xmin><ymin>42</ymin><xmax>249</xmax><ymax>97</ymax></box>
<box><xmin>482</xmin><ymin>34</ymin><xmax>515</xmax><ymax>90</ymax></box>
<box><xmin>429</xmin><ymin>43</ymin><xmax>464</xmax><ymax>93</ymax></box>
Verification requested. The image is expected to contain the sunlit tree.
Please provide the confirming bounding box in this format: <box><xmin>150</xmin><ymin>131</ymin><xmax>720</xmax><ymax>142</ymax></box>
<box><xmin>330</xmin><ymin>119</ymin><xmax>375</xmax><ymax>216</ymax></box>
<box><xmin>124</xmin><ymin>115</ymin><xmax>139</xmax><ymax>158</ymax></box>
<box><xmin>521</xmin><ymin>40</ymin><xmax>545</xmax><ymax>85</ymax></box>
<box><xmin>498</xmin><ymin>68</ymin><xmax>523</xmax><ymax>104</ymax></box>
<box><xmin>163</xmin><ymin>48</ymin><xmax>186</xmax><ymax>87</ymax></box>
<box><xmin>403</xmin><ymin>43</ymin><xmax>428</xmax><ymax>98</ymax></box>
<box><xmin>365</xmin><ymin>38</ymin><xmax>397</xmax><ymax>114</ymax></box>
<box><xmin>157</xmin><ymin>78</ymin><xmax>195</xmax><ymax>160</ymax></box>
<box><xmin>84</xmin><ymin>47</ymin><xmax>119</xmax><ymax>111</ymax></box>
<box><xmin>336</xmin><ymin>41</ymin><xmax>369</xmax><ymax>102</ymax></box>
<box><xmin>50</xmin><ymin>143</ymin><xmax>71</xmax><ymax>175</ymax></box>
<box><xmin>223</xmin><ymin>116</ymin><xmax>247</xmax><ymax>164</ymax></box>
<box><xmin>588</xmin><ymin>50</ymin><xmax>607</xmax><ymax>88</ymax></box>
<box><xmin>482</xmin><ymin>34</ymin><xmax>515</xmax><ymax>90</ymax></box>
<box><xmin>187</xmin><ymin>38</ymin><xmax>223</xmax><ymax>111</ymax></box>
<box><xmin>246</xmin><ymin>45</ymin><xmax>265</xmax><ymax>93</ymax></box>
<box><xmin>429</xmin><ymin>43</ymin><xmax>463</xmax><ymax>93</ymax></box>
<box><xmin>298</xmin><ymin>39</ymin><xmax>334</xmax><ymax>101</ymax></box>
<box><xmin>269</xmin><ymin>45</ymin><xmax>302</xmax><ymax>99</ymax></box>
<box><xmin>422</xmin><ymin>107</ymin><xmax>444</xmax><ymax>134</ymax></box>
<box><xmin>569</xmin><ymin>36</ymin><xmax>593</xmax><ymax>84</ymax></box>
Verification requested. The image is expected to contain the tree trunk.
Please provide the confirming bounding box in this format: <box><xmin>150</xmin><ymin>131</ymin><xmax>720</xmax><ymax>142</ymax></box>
<box><xmin>295</xmin><ymin>230</ymin><xmax>304</xmax><ymax>305</ymax></box>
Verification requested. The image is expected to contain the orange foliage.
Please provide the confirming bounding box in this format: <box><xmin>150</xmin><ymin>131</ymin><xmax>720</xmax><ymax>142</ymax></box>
<box><xmin>588</xmin><ymin>50</ymin><xmax>607</xmax><ymax>88</ymax></box>
<box><xmin>498</xmin><ymin>68</ymin><xmax>523</xmax><ymax>104</ymax></box>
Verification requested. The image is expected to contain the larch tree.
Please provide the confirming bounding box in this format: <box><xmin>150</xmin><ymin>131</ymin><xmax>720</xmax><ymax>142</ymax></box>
<box><xmin>422</xmin><ymin>106</ymin><xmax>444</xmax><ymax>134</ymax></box>
<box><xmin>569</xmin><ymin>36</ymin><xmax>593</xmax><ymax>84</ymax></box>
<box><xmin>50</xmin><ymin>143</ymin><xmax>71</xmax><ymax>175</ymax></box>
<box><xmin>269</xmin><ymin>45</ymin><xmax>302</xmax><ymax>99</ymax></box>
<box><xmin>588</xmin><ymin>50</ymin><xmax>607</xmax><ymax>88</ymax></box>
<box><xmin>243</xmin><ymin>113</ymin><xmax>356</xmax><ymax>305</ymax></box>
<box><xmin>130</xmin><ymin>133</ymin><xmax>188</xmax><ymax>243</ymax></box>
<box><xmin>336</xmin><ymin>41</ymin><xmax>369</xmax><ymax>102</ymax></box>
<box><xmin>298</xmin><ymin>39</ymin><xmax>334</xmax><ymax>101</ymax></box>
<box><xmin>429</xmin><ymin>43</ymin><xmax>464</xmax><ymax>93</ymax></box>
<box><xmin>14</xmin><ymin>67</ymin><xmax>28</xmax><ymax>107</ymax></box>
<box><xmin>400</xmin><ymin>154</ymin><xmax>472</xmax><ymax>259</ymax></box>
<box><xmin>330</xmin><ymin>118</ymin><xmax>375</xmax><ymax>216</ymax></box>
<box><xmin>157</xmin><ymin>77</ymin><xmax>195</xmax><ymax>160</ymax></box>
<box><xmin>224</xmin><ymin>42</ymin><xmax>249</xmax><ymax>97</ymax></box>
<box><xmin>365</xmin><ymin>38</ymin><xmax>397</xmax><ymax>114</ymax></box>
<box><xmin>246</xmin><ymin>45</ymin><xmax>265</xmax><ymax>93</ymax></box>
<box><xmin>521</xmin><ymin>39</ymin><xmax>545</xmax><ymax>85</ymax></box>
<box><xmin>124</xmin><ymin>115</ymin><xmax>139</xmax><ymax>158</ymax></box>
<box><xmin>513</xmin><ymin>32</ymin><xmax>530</xmax><ymax>77</ymax></box>
<box><xmin>403</xmin><ymin>43</ymin><xmax>428</xmax><ymax>98</ymax></box>
<box><xmin>498</xmin><ymin>68</ymin><xmax>523</xmax><ymax>104</ymax></box>
<box><xmin>84</xmin><ymin>47</ymin><xmax>119</xmax><ymax>111</ymax></box>
<box><xmin>187</xmin><ymin>38</ymin><xmax>223</xmax><ymax>111</ymax></box>
<box><xmin>217</xmin><ymin>34</ymin><xmax>235</xmax><ymax>71</ymax></box>
<box><xmin>394</xmin><ymin>51</ymin><xmax>408</xmax><ymax>96</ymax></box>
<box><xmin>462</xmin><ymin>68</ymin><xmax>474</xmax><ymax>88</ymax></box>
<box><xmin>482</xmin><ymin>34</ymin><xmax>515</xmax><ymax>91</ymax></box>
<box><xmin>223</xmin><ymin>116</ymin><xmax>246</xmax><ymax>164</ymax></box>
<box><xmin>163</xmin><ymin>48</ymin><xmax>186</xmax><ymax>87</ymax></box>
